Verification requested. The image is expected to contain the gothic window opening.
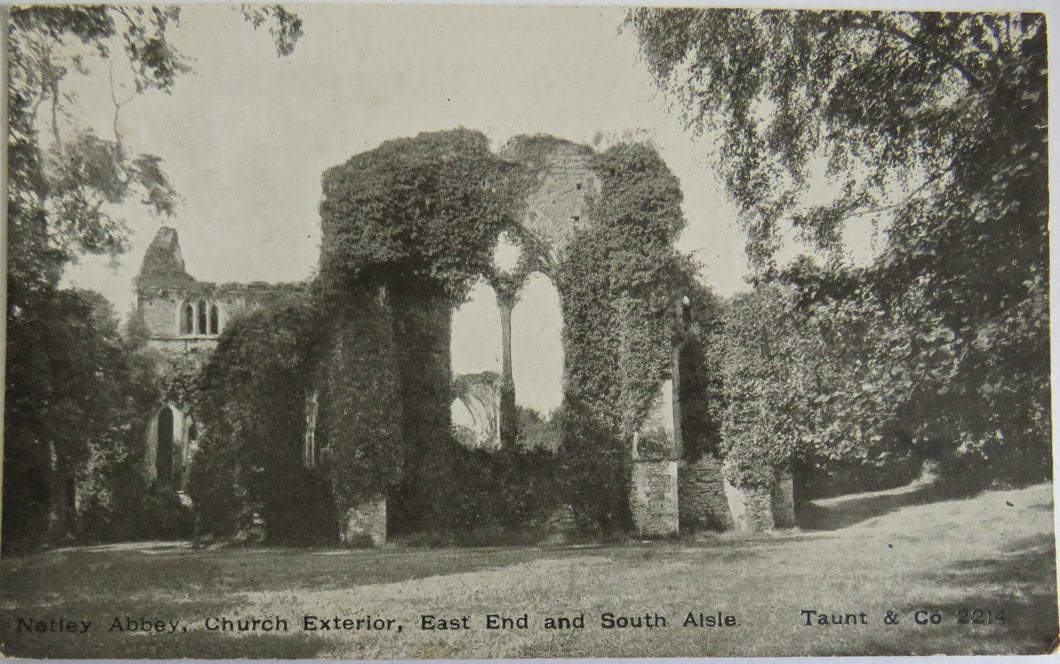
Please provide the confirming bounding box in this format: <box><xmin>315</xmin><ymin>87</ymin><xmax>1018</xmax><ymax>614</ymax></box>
<box><xmin>304</xmin><ymin>390</ymin><xmax>319</xmax><ymax>468</ymax></box>
<box><xmin>197</xmin><ymin>300</ymin><xmax>208</xmax><ymax>335</ymax></box>
<box><xmin>156</xmin><ymin>407</ymin><xmax>175</xmax><ymax>486</ymax></box>
<box><xmin>210</xmin><ymin>304</ymin><xmax>220</xmax><ymax>335</ymax></box>
<box><xmin>182</xmin><ymin>303</ymin><xmax>194</xmax><ymax>335</ymax></box>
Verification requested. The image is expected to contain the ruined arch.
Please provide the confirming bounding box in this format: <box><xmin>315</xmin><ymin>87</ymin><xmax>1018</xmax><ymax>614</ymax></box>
<box><xmin>451</xmin><ymin>371</ymin><xmax>501</xmax><ymax>449</ymax></box>
<box><xmin>295</xmin><ymin>130</ymin><xmax>699</xmax><ymax>539</ymax></box>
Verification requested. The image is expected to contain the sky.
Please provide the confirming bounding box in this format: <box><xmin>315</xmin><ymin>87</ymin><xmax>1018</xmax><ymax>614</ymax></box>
<box><xmin>58</xmin><ymin>5</ymin><xmax>790</xmax><ymax>413</ymax></box>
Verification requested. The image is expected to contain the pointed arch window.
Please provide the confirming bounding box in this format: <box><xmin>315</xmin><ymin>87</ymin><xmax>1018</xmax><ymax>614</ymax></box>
<box><xmin>197</xmin><ymin>300</ymin><xmax>208</xmax><ymax>335</ymax></box>
<box><xmin>209</xmin><ymin>304</ymin><xmax>220</xmax><ymax>335</ymax></box>
<box><xmin>181</xmin><ymin>303</ymin><xmax>194</xmax><ymax>335</ymax></box>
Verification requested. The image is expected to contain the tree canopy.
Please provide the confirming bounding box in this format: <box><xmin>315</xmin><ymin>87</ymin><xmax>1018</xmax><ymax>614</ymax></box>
<box><xmin>4</xmin><ymin>5</ymin><xmax>303</xmax><ymax>550</ymax></box>
<box><xmin>7</xmin><ymin>5</ymin><xmax>303</xmax><ymax>301</ymax></box>
<box><xmin>629</xmin><ymin>10</ymin><xmax>1049</xmax><ymax>486</ymax></box>
<box><xmin>629</xmin><ymin>11</ymin><xmax>1045</xmax><ymax>276</ymax></box>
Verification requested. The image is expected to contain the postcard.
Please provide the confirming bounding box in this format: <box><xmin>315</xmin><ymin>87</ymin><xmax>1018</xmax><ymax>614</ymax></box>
<box><xmin>1</xmin><ymin>4</ymin><xmax>1056</xmax><ymax>658</ymax></box>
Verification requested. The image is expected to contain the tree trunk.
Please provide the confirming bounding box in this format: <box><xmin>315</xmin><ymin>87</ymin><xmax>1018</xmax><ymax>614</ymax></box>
<box><xmin>45</xmin><ymin>440</ymin><xmax>64</xmax><ymax>544</ymax></box>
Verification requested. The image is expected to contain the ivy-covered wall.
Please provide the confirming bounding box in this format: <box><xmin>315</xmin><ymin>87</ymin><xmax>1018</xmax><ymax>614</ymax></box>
<box><xmin>318</xmin><ymin>288</ymin><xmax>404</xmax><ymax>521</ymax></box>
<box><xmin>555</xmin><ymin>143</ymin><xmax>691</xmax><ymax>531</ymax></box>
<box><xmin>188</xmin><ymin>293</ymin><xmax>335</xmax><ymax>544</ymax></box>
<box><xmin>188</xmin><ymin>129</ymin><xmax>723</xmax><ymax>542</ymax></box>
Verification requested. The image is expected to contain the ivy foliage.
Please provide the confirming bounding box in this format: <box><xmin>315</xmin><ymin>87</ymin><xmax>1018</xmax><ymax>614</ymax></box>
<box><xmin>557</xmin><ymin>142</ymin><xmax>691</xmax><ymax>530</ymax></box>
<box><xmin>190</xmin><ymin>133</ymin><xmax>710</xmax><ymax>538</ymax></box>
<box><xmin>317</xmin><ymin>129</ymin><xmax>537</xmax><ymax>533</ymax></box>
<box><xmin>674</xmin><ymin>277</ymin><xmax>725</xmax><ymax>464</ymax></box>
<box><xmin>319</xmin><ymin>291</ymin><xmax>405</xmax><ymax>511</ymax></box>
<box><xmin>717</xmin><ymin>258</ymin><xmax>1048</xmax><ymax>491</ymax></box>
<box><xmin>717</xmin><ymin>282</ymin><xmax>901</xmax><ymax>489</ymax></box>
<box><xmin>188</xmin><ymin>292</ymin><xmax>335</xmax><ymax>543</ymax></box>
<box><xmin>319</xmin><ymin>128</ymin><xmax>520</xmax><ymax>302</ymax></box>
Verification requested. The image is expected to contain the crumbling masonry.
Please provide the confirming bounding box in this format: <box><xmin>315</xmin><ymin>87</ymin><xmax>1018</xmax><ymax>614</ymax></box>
<box><xmin>136</xmin><ymin>135</ymin><xmax>793</xmax><ymax>543</ymax></box>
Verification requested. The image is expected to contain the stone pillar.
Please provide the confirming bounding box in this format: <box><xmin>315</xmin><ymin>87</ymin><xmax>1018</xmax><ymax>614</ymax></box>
<box><xmin>723</xmin><ymin>479</ymin><xmax>776</xmax><ymax>532</ymax></box>
<box><xmin>678</xmin><ymin>454</ymin><xmax>735</xmax><ymax>531</ymax></box>
<box><xmin>629</xmin><ymin>379</ymin><xmax>679</xmax><ymax>536</ymax></box>
<box><xmin>495</xmin><ymin>292</ymin><xmax>517</xmax><ymax>449</ymax></box>
<box><xmin>340</xmin><ymin>495</ymin><xmax>387</xmax><ymax>547</ymax></box>
<box><xmin>630</xmin><ymin>460</ymin><xmax>679</xmax><ymax>536</ymax></box>
<box><xmin>390</xmin><ymin>286</ymin><xmax>454</xmax><ymax>531</ymax></box>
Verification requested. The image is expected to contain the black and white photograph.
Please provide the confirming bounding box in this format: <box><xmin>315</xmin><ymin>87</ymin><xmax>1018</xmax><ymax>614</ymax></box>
<box><xmin>1</xmin><ymin>4</ymin><xmax>1056</xmax><ymax>658</ymax></box>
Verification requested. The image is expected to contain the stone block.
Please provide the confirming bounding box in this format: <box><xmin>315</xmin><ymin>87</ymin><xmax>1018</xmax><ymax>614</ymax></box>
<box><xmin>340</xmin><ymin>495</ymin><xmax>387</xmax><ymax>546</ymax></box>
<box><xmin>723</xmin><ymin>480</ymin><xmax>775</xmax><ymax>532</ymax></box>
<box><xmin>678</xmin><ymin>455</ymin><xmax>734</xmax><ymax>531</ymax></box>
<box><xmin>630</xmin><ymin>460</ymin><xmax>679</xmax><ymax>536</ymax></box>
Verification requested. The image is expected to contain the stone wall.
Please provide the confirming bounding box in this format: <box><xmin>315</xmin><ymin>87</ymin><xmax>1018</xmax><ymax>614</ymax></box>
<box><xmin>501</xmin><ymin>137</ymin><xmax>597</xmax><ymax>267</ymax></box>
<box><xmin>630</xmin><ymin>460</ymin><xmax>679</xmax><ymax>536</ymax></box>
<box><xmin>139</xmin><ymin>288</ymin><xmax>184</xmax><ymax>339</ymax></box>
<box><xmin>340</xmin><ymin>495</ymin><xmax>387</xmax><ymax>546</ymax></box>
<box><xmin>137</xmin><ymin>226</ymin><xmax>304</xmax><ymax>352</ymax></box>
<box><xmin>723</xmin><ymin>480</ymin><xmax>775</xmax><ymax>532</ymax></box>
<box><xmin>678</xmin><ymin>454</ymin><xmax>733</xmax><ymax>531</ymax></box>
<box><xmin>723</xmin><ymin>467</ymin><xmax>796</xmax><ymax>532</ymax></box>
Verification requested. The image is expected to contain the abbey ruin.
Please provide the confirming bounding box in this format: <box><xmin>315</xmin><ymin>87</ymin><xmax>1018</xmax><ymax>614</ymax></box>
<box><xmin>137</xmin><ymin>131</ymin><xmax>794</xmax><ymax>544</ymax></box>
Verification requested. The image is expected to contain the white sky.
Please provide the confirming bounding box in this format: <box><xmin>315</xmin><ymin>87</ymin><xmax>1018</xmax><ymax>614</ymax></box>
<box><xmin>57</xmin><ymin>5</ymin><xmax>753</xmax><ymax>414</ymax></box>
<box><xmin>51</xmin><ymin>4</ymin><xmax>886</xmax><ymax>413</ymax></box>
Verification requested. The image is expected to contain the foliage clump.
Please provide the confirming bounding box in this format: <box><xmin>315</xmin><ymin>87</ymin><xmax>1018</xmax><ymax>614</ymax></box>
<box><xmin>557</xmin><ymin>142</ymin><xmax>692</xmax><ymax>531</ymax></box>
<box><xmin>319</xmin><ymin>128</ymin><xmax>519</xmax><ymax>301</ymax></box>
<box><xmin>189</xmin><ymin>293</ymin><xmax>336</xmax><ymax>543</ymax></box>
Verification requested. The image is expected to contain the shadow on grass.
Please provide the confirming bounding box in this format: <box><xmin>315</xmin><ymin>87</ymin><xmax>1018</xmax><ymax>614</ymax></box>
<box><xmin>857</xmin><ymin>533</ymin><xmax>1058</xmax><ymax>656</ymax></box>
<box><xmin>797</xmin><ymin>481</ymin><xmax>942</xmax><ymax>531</ymax></box>
<box><xmin>0</xmin><ymin>540</ymin><xmax>766</xmax><ymax>659</ymax></box>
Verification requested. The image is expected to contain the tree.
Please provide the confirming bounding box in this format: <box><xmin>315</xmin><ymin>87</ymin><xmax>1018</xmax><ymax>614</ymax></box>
<box><xmin>7</xmin><ymin>5</ymin><xmax>303</xmax><ymax>300</ymax></box>
<box><xmin>629</xmin><ymin>10</ymin><xmax>1049</xmax><ymax>485</ymax></box>
<box><xmin>4</xmin><ymin>5</ymin><xmax>303</xmax><ymax>549</ymax></box>
<box><xmin>3</xmin><ymin>290</ymin><xmax>161</xmax><ymax>549</ymax></box>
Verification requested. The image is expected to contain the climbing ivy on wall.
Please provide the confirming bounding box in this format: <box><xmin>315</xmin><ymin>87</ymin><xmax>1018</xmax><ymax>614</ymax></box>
<box><xmin>318</xmin><ymin>289</ymin><xmax>405</xmax><ymax>513</ymax></box>
<box><xmin>318</xmin><ymin>129</ymin><xmax>529</xmax><ymax>532</ymax></box>
<box><xmin>556</xmin><ymin>142</ymin><xmax>690</xmax><ymax>531</ymax></box>
<box><xmin>188</xmin><ymin>293</ymin><xmax>334</xmax><ymax>542</ymax></box>
<box><xmin>674</xmin><ymin>273</ymin><xmax>726</xmax><ymax>464</ymax></box>
<box><xmin>190</xmin><ymin>131</ymin><xmax>714</xmax><ymax>540</ymax></box>
<box><xmin>318</xmin><ymin>128</ymin><xmax>519</xmax><ymax>301</ymax></box>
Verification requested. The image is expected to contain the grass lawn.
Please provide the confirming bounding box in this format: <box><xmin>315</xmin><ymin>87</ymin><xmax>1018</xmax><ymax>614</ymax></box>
<box><xmin>0</xmin><ymin>482</ymin><xmax>1055</xmax><ymax>658</ymax></box>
